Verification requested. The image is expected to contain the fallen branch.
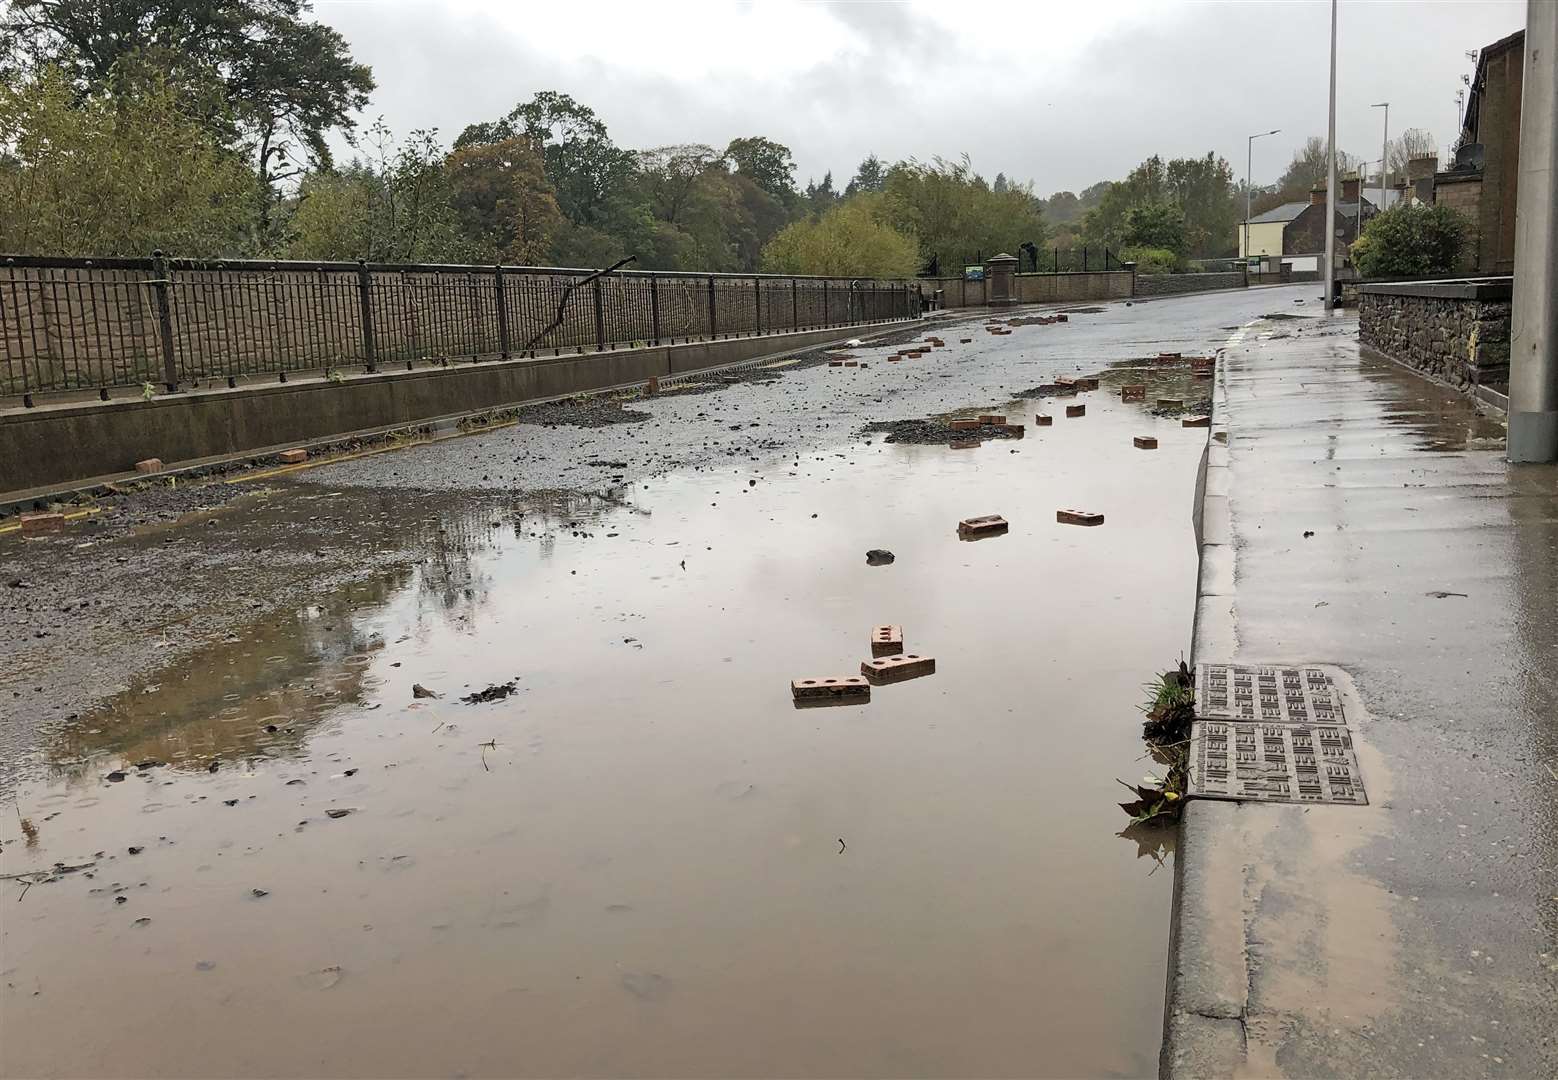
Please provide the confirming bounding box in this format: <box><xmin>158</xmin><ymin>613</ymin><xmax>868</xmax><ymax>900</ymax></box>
<box><xmin>525</xmin><ymin>256</ymin><xmax>637</xmax><ymax>351</ymax></box>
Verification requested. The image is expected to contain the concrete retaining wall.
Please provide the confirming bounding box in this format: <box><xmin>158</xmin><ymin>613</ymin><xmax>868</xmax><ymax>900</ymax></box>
<box><xmin>1357</xmin><ymin>278</ymin><xmax>1513</xmax><ymax>389</ymax></box>
<box><xmin>923</xmin><ymin>271</ymin><xmax>1133</xmax><ymax>308</ymax></box>
<box><xmin>1133</xmin><ymin>272</ymin><xmax>1246</xmax><ymax>297</ymax></box>
<box><xmin>1</xmin><ymin>320</ymin><xmax>910</xmax><ymax>497</ymax></box>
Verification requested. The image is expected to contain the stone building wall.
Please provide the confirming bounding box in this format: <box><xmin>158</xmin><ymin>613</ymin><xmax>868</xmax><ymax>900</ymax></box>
<box><xmin>1358</xmin><ymin>282</ymin><xmax>1512</xmax><ymax>390</ymax></box>
<box><xmin>1132</xmin><ymin>272</ymin><xmax>1245</xmax><ymax>298</ymax></box>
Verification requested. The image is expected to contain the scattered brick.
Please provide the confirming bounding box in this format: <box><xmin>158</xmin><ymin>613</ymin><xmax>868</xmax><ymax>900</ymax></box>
<box><xmin>133</xmin><ymin>458</ymin><xmax>163</xmax><ymax>474</ymax></box>
<box><xmin>1122</xmin><ymin>385</ymin><xmax>1146</xmax><ymax>402</ymax></box>
<box><xmin>19</xmin><ymin>512</ymin><xmax>65</xmax><ymax>534</ymax></box>
<box><xmin>861</xmin><ymin>653</ymin><xmax>936</xmax><ymax>684</ymax></box>
<box><xmin>978</xmin><ymin>414</ymin><xmax>1006</xmax><ymax>425</ymax></box>
<box><xmin>844</xmin><ymin>360</ymin><xmax>858</xmax><ymax>367</ymax></box>
<box><xmin>949</xmin><ymin>438</ymin><xmax>981</xmax><ymax>449</ymax></box>
<box><xmin>1190</xmin><ymin>356</ymin><xmax>1215</xmax><ymax>370</ymax></box>
<box><xmin>645</xmin><ymin>376</ymin><xmax>659</xmax><ymax>395</ymax></box>
<box><xmin>1183</xmin><ymin>415</ymin><xmax>1212</xmax><ymax>428</ymax></box>
<box><xmin>828</xmin><ymin>359</ymin><xmax>844</xmax><ymax>367</ymax></box>
<box><xmin>1156</xmin><ymin>398</ymin><xmax>1183</xmax><ymax>408</ymax></box>
<box><xmin>1056</xmin><ymin>313</ymin><xmax>1069</xmax><ymax>322</ymax></box>
<box><xmin>949</xmin><ymin>418</ymin><xmax>981</xmax><ymax>430</ymax></box>
<box><xmin>1134</xmin><ymin>436</ymin><xmax>1159</xmax><ymax>449</ymax></box>
<box><xmin>957</xmin><ymin>514</ymin><xmax>1008</xmax><ymax>536</ymax></box>
<box><xmin>1158</xmin><ymin>352</ymin><xmax>1182</xmax><ymax>361</ymax></box>
<box><xmin>278</xmin><ymin>449</ymin><xmax>308</xmax><ymax>464</ymax></box>
<box><xmin>906</xmin><ymin>350</ymin><xmax>923</xmax><ymax>358</ymax></box>
<box><xmin>1035</xmin><ymin>414</ymin><xmax>1053</xmax><ymax>426</ymax></box>
<box><xmin>887</xmin><ymin>356</ymin><xmax>902</xmax><ymax>362</ymax></box>
<box><xmin>1194</xmin><ymin>370</ymin><xmax>1213</xmax><ymax>379</ymax></box>
<box><xmin>960</xmin><ymin>338</ymin><xmax>972</xmax><ymax>344</ymax></box>
<box><xmin>871</xmin><ymin>625</ymin><xmax>904</xmax><ymax>657</ymax></box>
<box><xmin>791</xmin><ymin>676</ymin><xmax>870</xmax><ymax>702</ymax></box>
<box><xmin>1000</xmin><ymin>423</ymin><xmax>1025</xmax><ymax>437</ymax></box>
<box><xmin>1074</xmin><ymin>376</ymin><xmax>1099</xmax><ymax>391</ymax></box>
<box><xmin>1066</xmin><ymin>403</ymin><xmax>1086</xmax><ymax>417</ymax></box>
<box><xmin>1056</xmin><ymin>509</ymin><xmax>1105</xmax><ymax>526</ymax></box>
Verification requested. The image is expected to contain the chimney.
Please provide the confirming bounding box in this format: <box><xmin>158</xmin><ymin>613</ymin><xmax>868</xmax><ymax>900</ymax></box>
<box><xmin>1341</xmin><ymin>177</ymin><xmax>1361</xmax><ymax>203</ymax></box>
<box><xmin>1310</xmin><ymin>186</ymin><xmax>1327</xmax><ymax>206</ymax></box>
<box><xmin>1407</xmin><ymin>154</ymin><xmax>1439</xmax><ymax>182</ymax></box>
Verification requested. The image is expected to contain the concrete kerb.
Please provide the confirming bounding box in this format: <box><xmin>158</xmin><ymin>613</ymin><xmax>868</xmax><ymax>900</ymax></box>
<box><xmin>0</xmin><ymin>317</ymin><xmax>922</xmax><ymax>513</ymax></box>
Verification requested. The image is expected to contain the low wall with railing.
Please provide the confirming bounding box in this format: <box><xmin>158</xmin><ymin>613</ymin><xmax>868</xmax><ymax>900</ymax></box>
<box><xmin>0</xmin><ymin>254</ymin><xmax>916</xmax><ymax>403</ymax></box>
<box><xmin>923</xmin><ymin>271</ymin><xmax>1134</xmax><ymax>309</ymax></box>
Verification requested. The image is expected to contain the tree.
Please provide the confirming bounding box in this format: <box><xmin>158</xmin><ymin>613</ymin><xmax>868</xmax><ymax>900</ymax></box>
<box><xmin>761</xmin><ymin>194</ymin><xmax>918</xmax><ymax>277</ymax></box>
<box><xmin>1386</xmin><ymin>128</ymin><xmax>1438</xmax><ymax>176</ymax></box>
<box><xmin>636</xmin><ymin>144</ymin><xmax>722</xmax><ymax>224</ymax></box>
<box><xmin>805</xmin><ymin>171</ymin><xmax>840</xmax><ymax>216</ymax></box>
<box><xmin>1166</xmin><ymin>152</ymin><xmax>1237</xmax><ymax>257</ymax></box>
<box><xmin>445</xmin><ymin>138</ymin><xmax>563</xmax><ymax>263</ymax></box>
<box><xmin>1276</xmin><ymin>136</ymin><xmax>1363</xmax><ymax>200</ymax></box>
<box><xmin>455</xmin><ymin>92</ymin><xmax>636</xmax><ymax>227</ymax></box>
<box><xmin>1350</xmin><ymin>204</ymin><xmax>1467</xmax><ymax>278</ymax></box>
<box><xmin>724</xmin><ymin>136</ymin><xmax>796</xmax><ymax>200</ymax></box>
<box><xmin>284</xmin><ymin>123</ymin><xmax>470</xmax><ymax>262</ymax></box>
<box><xmin>0</xmin><ymin>64</ymin><xmax>255</xmax><ymax>256</ymax></box>
<box><xmin>881</xmin><ymin>156</ymin><xmax>1047</xmax><ymax>268</ymax></box>
<box><xmin>992</xmin><ymin>172</ymin><xmax>1010</xmax><ymax>194</ymax></box>
<box><xmin>0</xmin><ymin>0</ymin><xmax>373</xmax><ymax>241</ymax></box>
<box><xmin>845</xmin><ymin>154</ymin><xmax>886</xmax><ymax>196</ymax></box>
<box><xmin>1043</xmin><ymin>191</ymin><xmax>1082</xmax><ymax>224</ymax></box>
<box><xmin>1121</xmin><ymin>202</ymin><xmax>1187</xmax><ymax>253</ymax></box>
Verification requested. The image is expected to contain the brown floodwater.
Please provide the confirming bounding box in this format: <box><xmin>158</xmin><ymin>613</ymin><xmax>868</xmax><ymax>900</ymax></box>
<box><xmin>2</xmin><ymin>374</ymin><xmax>1205</xmax><ymax>1078</ymax></box>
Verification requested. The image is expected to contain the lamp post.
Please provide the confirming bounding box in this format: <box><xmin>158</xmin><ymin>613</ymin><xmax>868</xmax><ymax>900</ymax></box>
<box><xmin>1372</xmin><ymin>102</ymin><xmax>1389</xmax><ymax>209</ymax></box>
<box><xmin>1324</xmin><ymin>0</ymin><xmax>1338</xmax><ymax>311</ymax></box>
<box><xmin>1245</xmin><ymin>128</ymin><xmax>1281</xmax><ymax>261</ymax></box>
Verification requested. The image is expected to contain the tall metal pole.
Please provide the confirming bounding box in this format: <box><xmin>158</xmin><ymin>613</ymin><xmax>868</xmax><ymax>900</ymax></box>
<box><xmin>1508</xmin><ymin>0</ymin><xmax>1558</xmax><ymax>462</ymax></box>
<box><xmin>1324</xmin><ymin>0</ymin><xmax>1338</xmax><ymax>311</ymax></box>
<box><xmin>1378</xmin><ymin>102</ymin><xmax>1389</xmax><ymax>207</ymax></box>
<box><xmin>1245</xmin><ymin>128</ymin><xmax>1280</xmax><ymax>260</ymax></box>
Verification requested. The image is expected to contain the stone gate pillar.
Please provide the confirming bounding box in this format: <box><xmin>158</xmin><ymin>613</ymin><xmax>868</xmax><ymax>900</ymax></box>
<box><xmin>985</xmin><ymin>253</ymin><xmax>1019</xmax><ymax>307</ymax></box>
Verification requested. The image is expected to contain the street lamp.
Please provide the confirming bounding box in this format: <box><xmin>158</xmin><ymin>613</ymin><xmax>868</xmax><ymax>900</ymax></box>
<box><xmin>1372</xmin><ymin>102</ymin><xmax>1389</xmax><ymax>209</ymax></box>
<box><xmin>1245</xmin><ymin>128</ymin><xmax>1281</xmax><ymax>261</ymax></box>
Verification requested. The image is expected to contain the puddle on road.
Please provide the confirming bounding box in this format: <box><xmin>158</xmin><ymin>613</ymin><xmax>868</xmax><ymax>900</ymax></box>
<box><xmin>2</xmin><ymin>389</ymin><xmax>1204</xmax><ymax>1079</ymax></box>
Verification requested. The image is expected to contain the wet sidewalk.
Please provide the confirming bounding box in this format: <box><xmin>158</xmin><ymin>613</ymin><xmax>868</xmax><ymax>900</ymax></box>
<box><xmin>1164</xmin><ymin>313</ymin><xmax>1558</xmax><ymax>1077</ymax></box>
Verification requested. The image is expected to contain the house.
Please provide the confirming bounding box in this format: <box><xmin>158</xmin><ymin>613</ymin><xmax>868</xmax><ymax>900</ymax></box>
<box><xmin>1238</xmin><ymin>201</ymin><xmax>1308</xmax><ymax>258</ymax></box>
<box><xmin>1283</xmin><ymin>178</ymin><xmax>1385</xmax><ymax>269</ymax></box>
<box><xmin>1434</xmin><ymin>29</ymin><xmax>1524</xmax><ymax>273</ymax></box>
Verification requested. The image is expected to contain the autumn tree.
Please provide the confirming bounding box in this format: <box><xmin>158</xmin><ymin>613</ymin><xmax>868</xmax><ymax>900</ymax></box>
<box><xmin>724</xmin><ymin>136</ymin><xmax>797</xmax><ymax>201</ymax></box>
<box><xmin>881</xmin><ymin>156</ymin><xmax>1047</xmax><ymax>268</ymax></box>
<box><xmin>445</xmin><ymin>138</ymin><xmax>563</xmax><ymax>263</ymax></box>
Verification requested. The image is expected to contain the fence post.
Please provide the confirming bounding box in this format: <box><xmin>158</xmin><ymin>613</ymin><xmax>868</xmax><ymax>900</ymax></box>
<box><xmin>707</xmin><ymin>275</ymin><xmax>716</xmax><ymax>337</ymax></box>
<box><xmin>150</xmin><ymin>250</ymin><xmax>179</xmax><ymax>392</ymax></box>
<box><xmin>753</xmin><ymin>275</ymin><xmax>762</xmax><ymax>335</ymax></box>
<box><xmin>650</xmin><ymin>275</ymin><xmax>661</xmax><ymax>344</ymax></box>
<box><xmin>791</xmin><ymin>278</ymin><xmax>798</xmax><ymax>329</ymax></box>
<box><xmin>495</xmin><ymin>266</ymin><xmax>510</xmax><ymax>359</ymax></box>
<box><xmin>592</xmin><ymin>277</ymin><xmax>605</xmax><ymax>350</ymax></box>
<box><xmin>822</xmin><ymin>280</ymin><xmax>829</xmax><ymax>327</ymax></box>
<box><xmin>356</xmin><ymin>260</ymin><xmax>377</xmax><ymax>373</ymax></box>
<box><xmin>1083</xmin><ymin>246</ymin><xmax>1089</xmax><ymax>273</ymax></box>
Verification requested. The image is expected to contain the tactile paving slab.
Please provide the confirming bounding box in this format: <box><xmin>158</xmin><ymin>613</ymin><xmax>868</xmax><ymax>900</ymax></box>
<box><xmin>1188</xmin><ymin>720</ymin><xmax>1367</xmax><ymax>805</ymax></box>
<box><xmin>1195</xmin><ymin>664</ymin><xmax>1346</xmax><ymax>725</ymax></box>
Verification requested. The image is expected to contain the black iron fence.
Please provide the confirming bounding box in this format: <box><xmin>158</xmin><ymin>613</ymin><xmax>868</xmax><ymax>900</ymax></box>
<box><xmin>935</xmin><ymin>247</ymin><xmax>1124</xmax><ymax>276</ymax></box>
<box><xmin>0</xmin><ymin>253</ymin><xmax>919</xmax><ymax>401</ymax></box>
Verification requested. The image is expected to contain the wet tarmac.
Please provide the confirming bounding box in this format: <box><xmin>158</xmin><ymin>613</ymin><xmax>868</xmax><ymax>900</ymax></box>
<box><xmin>2</xmin><ymin>287</ymin><xmax>1315</xmax><ymax>1077</ymax></box>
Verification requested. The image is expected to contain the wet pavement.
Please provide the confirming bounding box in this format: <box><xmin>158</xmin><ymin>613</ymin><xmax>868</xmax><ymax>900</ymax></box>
<box><xmin>1165</xmin><ymin>312</ymin><xmax>1558</xmax><ymax>1079</ymax></box>
<box><xmin>4</xmin><ymin>286</ymin><xmax>1311</xmax><ymax>1078</ymax></box>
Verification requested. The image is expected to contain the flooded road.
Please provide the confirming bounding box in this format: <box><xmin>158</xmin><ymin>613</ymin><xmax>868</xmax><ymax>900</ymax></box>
<box><xmin>1</xmin><ymin>292</ymin><xmax>1288</xmax><ymax>1077</ymax></box>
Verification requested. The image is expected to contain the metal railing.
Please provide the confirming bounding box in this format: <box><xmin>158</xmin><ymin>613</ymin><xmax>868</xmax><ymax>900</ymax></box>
<box><xmin>0</xmin><ymin>253</ymin><xmax>919</xmax><ymax>402</ymax></box>
<box><xmin>934</xmin><ymin>247</ymin><xmax>1124</xmax><ymax>276</ymax></box>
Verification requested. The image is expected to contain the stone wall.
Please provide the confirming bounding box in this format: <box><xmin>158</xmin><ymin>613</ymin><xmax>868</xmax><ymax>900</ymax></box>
<box><xmin>1357</xmin><ymin>279</ymin><xmax>1513</xmax><ymax>390</ymax></box>
<box><xmin>1132</xmin><ymin>272</ymin><xmax>1245</xmax><ymax>298</ymax></box>
<box><xmin>924</xmin><ymin>270</ymin><xmax>1133</xmax><ymax>309</ymax></box>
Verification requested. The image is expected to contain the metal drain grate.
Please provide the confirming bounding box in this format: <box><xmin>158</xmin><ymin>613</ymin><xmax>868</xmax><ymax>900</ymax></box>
<box><xmin>1195</xmin><ymin>664</ymin><xmax>1345</xmax><ymax>725</ymax></box>
<box><xmin>1188</xmin><ymin>720</ymin><xmax>1367</xmax><ymax>805</ymax></box>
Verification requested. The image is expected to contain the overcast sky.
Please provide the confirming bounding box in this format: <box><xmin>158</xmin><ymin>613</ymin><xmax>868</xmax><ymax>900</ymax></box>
<box><xmin>315</xmin><ymin>0</ymin><xmax>1527</xmax><ymax>195</ymax></box>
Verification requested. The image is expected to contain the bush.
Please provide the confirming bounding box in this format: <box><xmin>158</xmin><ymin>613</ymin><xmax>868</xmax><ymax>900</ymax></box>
<box><xmin>1120</xmin><ymin>246</ymin><xmax>1183</xmax><ymax>274</ymax></box>
<box><xmin>1351</xmin><ymin>204</ymin><xmax>1468</xmax><ymax>278</ymax></box>
<box><xmin>761</xmin><ymin>194</ymin><xmax>919</xmax><ymax>277</ymax></box>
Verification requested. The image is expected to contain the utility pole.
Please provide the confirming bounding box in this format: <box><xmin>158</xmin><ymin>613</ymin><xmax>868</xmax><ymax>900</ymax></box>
<box><xmin>1372</xmin><ymin>102</ymin><xmax>1389</xmax><ymax>207</ymax></box>
<box><xmin>1245</xmin><ymin>128</ymin><xmax>1281</xmax><ymax>261</ymax></box>
<box><xmin>1509</xmin><ymin>0</ymin><xmax>1558</xmax><ymax>462</ymax></box>
<box><xmin>1324</xmin><ymin>0</ymin><xmax>1338</xmax><ymax>310</ymax></box>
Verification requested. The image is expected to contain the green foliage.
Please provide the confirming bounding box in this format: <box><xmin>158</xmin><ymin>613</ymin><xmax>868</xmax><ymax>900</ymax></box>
<box><xmin>724</xmin><ymin>136</ymin><xmax>797</xmax><ymax>200</ymax></box>
<box><xmin>283</xmin><ymin>123</ymin><xmax>473</xmax><ymax>262</ymax></box>
<box><xmin>1121</xmin><ymin>202</ymin><xmax>1186</xmax><ymax>253</ymax></box>
<box><xmin>1120</xmin><ymin>246</ymin><xmax>1182</xmax><ymax>275</ymax></box>
<box><xmin>845</xmin><ymin>155</ymin><xmax>886</xmax><ymax>197</ymax></box>
<box><xmin>0</xmin><ymin>63</ymin><xmax>256</xmax><ymax>255</ymax></box>
<box><xmin>881</xmin><ymin>156</ymin><xmax>1047</xmax><ymax>268</ymax></box>
<box><xmin>1350</xmin><ymin>204</ymin><xmax>1468</xmax><ymax>278</ymax></box>
<box><xmin>760</xmin><ymin>194</ymin><xmax>918</xmax><ymax>278</ymax></box>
